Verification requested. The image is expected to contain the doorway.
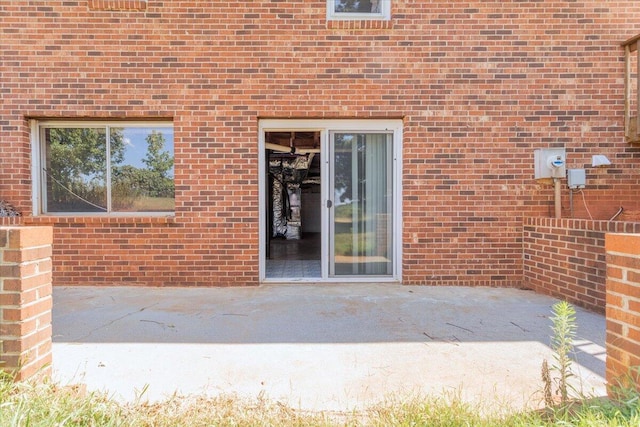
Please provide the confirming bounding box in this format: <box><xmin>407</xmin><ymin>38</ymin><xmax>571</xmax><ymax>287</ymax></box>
<box><xmin>265</xmin><ymin>131</ymin><xmax>322</xmax><ymax>279</ymax></box>
<box><xmin>259</xmin><ymin>119</ymin><xmax>402</xmax><ymax>282</ymax></box>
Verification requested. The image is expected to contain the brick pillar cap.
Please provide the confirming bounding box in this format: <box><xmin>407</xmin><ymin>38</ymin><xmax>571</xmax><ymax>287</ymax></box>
<box><xmin>1</xmin><ymin>226</ymin><xmax>54</xmax><ymax>249</ymax></box>
<box><xmin>605</xmin><ymin>233</ymin><xmax>640</xmax><ymax>253</ymax></box>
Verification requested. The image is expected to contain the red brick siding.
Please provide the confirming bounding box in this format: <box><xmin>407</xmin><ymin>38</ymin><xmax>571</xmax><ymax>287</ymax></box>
<box><xmin>20</xmin><ymin>216</ymin><xmax>258</xmax><ymax>287</ymax></box>
<box><xmin>0</xmin><ymin>226</ymin><xmax>53</xmax><ymax>381</ymax></box>
<box><xmin>605</xmin><ymin>233</ymin><xmax>640</xmax><ymax>393</ymax></box>
<box><xmin>2</xmin><ymin>2</ymin><xmax>640</xmax><ymax>286</ymax></box>
<box><xmin>523</xmin><ymin>218</ymin><xmax>640</xmax><ymax>313</ymax></box>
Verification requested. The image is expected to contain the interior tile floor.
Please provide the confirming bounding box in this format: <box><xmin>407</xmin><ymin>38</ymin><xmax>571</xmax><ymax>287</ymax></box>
<box><xmin>266</xmin><ymin>260</ymin><xmax>321</xmax><ymax>278</ymax></box>
<box><xmin>267</xmin><ymin>232</ymin><xmax>321</xmax><ymax>279</ymax></box>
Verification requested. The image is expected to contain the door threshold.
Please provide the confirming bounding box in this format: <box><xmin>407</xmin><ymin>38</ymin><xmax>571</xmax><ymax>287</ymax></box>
<box><xmin>261</xmin><ymin>278</ymin><xmax>401</xmax><ymax>285</ymax></box>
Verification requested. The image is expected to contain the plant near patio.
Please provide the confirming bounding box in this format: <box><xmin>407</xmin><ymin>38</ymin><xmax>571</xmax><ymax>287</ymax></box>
<box><xmin>541</xmin><ymin>300</ymin><xmax>582</xmax><ymax>421</ymax></box>
<box><xmin>550</xmin><ymin>300</ymin><xmax>578</xmax><ymax>404</ymax></box>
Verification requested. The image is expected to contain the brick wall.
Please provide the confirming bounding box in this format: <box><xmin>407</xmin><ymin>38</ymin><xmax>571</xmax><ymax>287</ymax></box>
<box><xmin>605</xmin><ymin>233</ymin><xmax>640</xmax><ymax>393</ymax></box>
<box><xmin>523</xmin><ymin>218</ymin><xmax>640</xmax><ymax>313</ymax></box>
<box><xmin>23</xmin><ymin>216</ymin><xmax>257</xmax><ymax>287</ymax></box>
<box><xmin>2</xmin><ymin>2</ymin><xmax>640</xmax><ymax>286</ymax></box>
<box><xmin>0</xmin><ymin>226</ymin><xmax>53</xmax><ymax>381</ymax></box>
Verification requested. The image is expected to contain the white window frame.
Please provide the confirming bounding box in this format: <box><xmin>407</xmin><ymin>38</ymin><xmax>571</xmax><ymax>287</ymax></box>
<box><xmin>258</xmin><ymin>118</ymin><xmax>403</xmax><ymax>283</ymax></box>
<box><xmin>326</xmin><ymin>0</ymin><xmax>391</xmax><ymax>21</ymax></box>
<box><xmin>31</xmin><ymin>120</ymin><xmax>175</xmax><ymax>217</ymax></box>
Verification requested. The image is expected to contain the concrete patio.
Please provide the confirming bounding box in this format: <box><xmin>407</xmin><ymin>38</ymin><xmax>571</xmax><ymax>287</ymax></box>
<box><xmin>52</xmin><ymin>284</ymin><xmax>606</xmax><ymax>412</ymax></box>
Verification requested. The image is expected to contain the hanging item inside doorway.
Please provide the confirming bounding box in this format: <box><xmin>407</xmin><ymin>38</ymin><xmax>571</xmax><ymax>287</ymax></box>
<box><xmin>269</xmin><ymin>155</ymin><xmax>310</xmax><ymax>240</ymax></box>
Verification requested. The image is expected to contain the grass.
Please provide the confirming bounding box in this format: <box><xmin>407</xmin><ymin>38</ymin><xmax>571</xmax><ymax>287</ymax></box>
<box><xmin>333</xmin><ymin>231</ymin><xmax>376</xmax><ymax>256</ymax></box>
<box><xmin>118</xmin><ymin>196</ymin><xmax>174</xmax><ymax>212</ymax></box>
<box><xmin>1</xmin><ymin>371</ymin><xmax>639</xmax><ymax>427</ymax></box>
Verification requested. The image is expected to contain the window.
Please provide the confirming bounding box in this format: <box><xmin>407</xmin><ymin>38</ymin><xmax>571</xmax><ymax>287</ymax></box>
<box><xmin>327</xmin><ymin>0</ymin><xmax>391</xmax><ymax>21</ymax></box>
<box><xmin>34</xmin><ymin>122</ymin><xmax>174</xmax><ymax>214</ymax></box>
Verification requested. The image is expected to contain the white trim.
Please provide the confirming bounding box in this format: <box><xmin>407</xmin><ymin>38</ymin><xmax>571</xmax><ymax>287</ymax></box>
<box><xmin>30</xmin><ymin>212</ymin><xmax>175</xmax><ymax>218</ymax></box>
<box><xmin>326</xmin><ymin>0</ymin><xmax>391</xmax><ymax>21</ymax></box>
<box><xmin>262</xmin><ymin>277</ymin><xmax>401</xmax><ymax>284</ymax></box>
<box><xmin>258</xmin><ymin>119</ymin><xmax>403</xmax><ymax>283</ymax></box>
<box><xmin>258</xmin><ymin>129</ymin><xmax>267</xmax><ymax>282</ymax></box>
<box><xmin>392</xmin><ymin>123</ymin><xmax>403</xmax><ymax>279</ymax></box>
<box><xmin>30</xmin><ymin>120</ymin><xmax>41</xmax><ymax>216</ymax></box>
<box><xmin>328</xmin><ymin>130</ymin><xmax>335</xmax><ymax>277</ymax></box>
<box><xmin>260</xmin><ymin>119</ymin><xmax>401</xmax><ymax>132</ymax></box>
<box><xmin>320</xmin><ymin>129</ymin><xmax>330</xmax><ymax>279</ymax></box>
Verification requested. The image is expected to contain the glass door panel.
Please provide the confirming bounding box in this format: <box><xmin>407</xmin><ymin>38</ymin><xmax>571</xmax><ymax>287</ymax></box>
<box><xmin>330</xmin><ymin>132</ymin><xmax>393</xmax><ymax>276</ymax></box>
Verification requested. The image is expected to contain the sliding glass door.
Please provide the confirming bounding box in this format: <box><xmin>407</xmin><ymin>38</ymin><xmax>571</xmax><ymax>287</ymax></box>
<box><xmin>329</xmin><ymin>132</ymin><xmax>393</xmax><ymax>276</ymax></box>
<box><xmin>258</xmin><ymin>119</ymin><xmax>401</xmax><ymax>282</ymax></box>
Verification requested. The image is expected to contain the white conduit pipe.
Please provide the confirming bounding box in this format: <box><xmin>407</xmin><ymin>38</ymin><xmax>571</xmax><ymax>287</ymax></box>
<box><xmin>554</xmin><ymin>178</ymin><xmax>562</xmax><ymax>219</ymax></box>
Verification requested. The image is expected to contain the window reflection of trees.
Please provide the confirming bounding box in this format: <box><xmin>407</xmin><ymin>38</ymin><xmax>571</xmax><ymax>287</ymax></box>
<box><xmin>45</xmin><ymin>126</ymin><xmax>174</xmax><ymax>213</ymax></box>
<box><xmin>47</xmin><ymin>127</ymin><xmax>109</xmax><ymax>212</ymax></box>
<box><xmin>333</xmin><ymin>133</ymin><xmax>360</xmax><ymax>209</ymax></box>
<box><xmin>335</xmin><ymin>0</ymin><xmax>381</xmax><ymax>13</ymax></box>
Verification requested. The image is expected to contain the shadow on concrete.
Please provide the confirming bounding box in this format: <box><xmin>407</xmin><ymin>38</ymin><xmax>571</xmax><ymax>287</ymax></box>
<box><xmin>53</xmin><ymin>285</ymin><xmax>605</xmax><ymax>372</ymax></box>
<box><xmin>51</xmin><ymin>284</ymin><xmax>607</xmax><ymax>409</ymax></box>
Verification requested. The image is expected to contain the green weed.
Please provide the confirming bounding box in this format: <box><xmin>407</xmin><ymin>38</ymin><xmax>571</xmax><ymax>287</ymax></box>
<box><xmin>1</xmin><ymin>364</ymin><xmax>639</xmax><ymax>426</ymax></box>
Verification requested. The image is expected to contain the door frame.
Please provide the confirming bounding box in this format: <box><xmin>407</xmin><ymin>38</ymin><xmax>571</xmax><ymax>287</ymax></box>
<box><xmin>258</xmin><ymin>119</ymin><xmax>403</xmax><ymax>283</ymax></box>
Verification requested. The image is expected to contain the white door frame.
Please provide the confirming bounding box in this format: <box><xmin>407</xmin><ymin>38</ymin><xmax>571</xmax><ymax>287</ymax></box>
<box><xmin>258</xmin><ymin>119</ymin><xmax>403</xmax><ymax>283</ymax></box>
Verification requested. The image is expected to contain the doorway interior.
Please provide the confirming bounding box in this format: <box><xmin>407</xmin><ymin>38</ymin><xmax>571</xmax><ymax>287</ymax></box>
<box><xmin>265</xmin><ymin>131</ymin><xmax>322</xmax><ymax>279</ymax></box>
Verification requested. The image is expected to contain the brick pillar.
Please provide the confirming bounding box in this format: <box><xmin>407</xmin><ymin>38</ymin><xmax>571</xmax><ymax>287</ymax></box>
<box><xmin>0</xmin><ymin>226</ymin><xmax>53</xmax><ymax>381</ymax></box>
<box><xmin>605</xmin><ymin>233</ymin><xmax>640</xmax><ymax>393</ymax></box>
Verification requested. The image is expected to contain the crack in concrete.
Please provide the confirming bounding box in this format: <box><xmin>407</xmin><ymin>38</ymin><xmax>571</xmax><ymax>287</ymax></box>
<box><xmin>71</xmin><ymin>303</ymin><xmax>160</xmax><ymax>342</ymax></box>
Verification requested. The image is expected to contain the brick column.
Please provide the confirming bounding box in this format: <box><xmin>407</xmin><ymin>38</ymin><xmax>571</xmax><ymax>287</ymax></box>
<box><xmin>605</xmin><ymin>233</ymin><xmax>640</xmax><ymax>393</ymax></box>
<box><xmin>0</xmin><ymin>226</ymin><xmax>53</xmax><ymax>381</ymax></box>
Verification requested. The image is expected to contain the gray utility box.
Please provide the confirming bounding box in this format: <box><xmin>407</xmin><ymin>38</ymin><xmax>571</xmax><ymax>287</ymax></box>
<box><xmin>567</xmin><ymin>168</ymin><xmax>586</xmax><ymax>189</ymax></box>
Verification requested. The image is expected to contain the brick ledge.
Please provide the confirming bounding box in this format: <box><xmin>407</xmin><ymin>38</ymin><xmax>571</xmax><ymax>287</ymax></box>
<box><xmin>88</xmin><ymin>0</ymin><xmax>147</xmax><ymax>11</ymax></box>
<box><xmin>524</xmin><ymin>217</ymin><xmax>640</xmax><ymax>233</ymax></box>
<box><xmin>327</xmin><ymin>19</ymin><xmax>393</xmax><ymax>30</ymax></box>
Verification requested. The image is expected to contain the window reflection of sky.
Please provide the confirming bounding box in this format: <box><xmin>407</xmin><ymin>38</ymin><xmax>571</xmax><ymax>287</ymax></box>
<box><xmin>120</xmin><ymin>127</ymin><xmax>174</xmax><ymax>177</ymax></box>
